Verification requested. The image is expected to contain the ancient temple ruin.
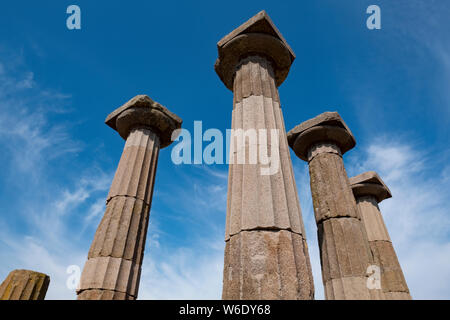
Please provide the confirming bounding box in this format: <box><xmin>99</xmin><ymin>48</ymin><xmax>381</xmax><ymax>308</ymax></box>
<box><xmin>0</xmin><ymin>10</ymin><xmax>410</xmax><ymax>301</ymax></box>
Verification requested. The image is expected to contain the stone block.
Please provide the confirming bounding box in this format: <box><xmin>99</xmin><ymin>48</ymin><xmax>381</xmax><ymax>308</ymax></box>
<box><xmin>350</xmin><ymin>171</ymin><xmax>392</xmax><ymax>203</ymax></box>
<box><xmin>77</xmin><ymin>289</ymin><xmax>134</xmax><ymax>300</ymax></box>
<box><xmin>324</xmin><ymin>276</ymin><xmax>371</xmax><ymax>300</ymax></box>
<box><xmin>370</xmin><ymin>241</ymin><xmax>410</xmax><ymax>294</ymax></box>
<box><xmin>215</xmin><ymin>11</ymin><xmax>295</xmax><ymax>90</ymax></box>
<box><xmin>287</xmin><ymin>112</ymin><xmax>356</xmax><ymax>161</ymax></box>
<box><xmin>357</xmin><ymin>197</ymin><xmax>391</xmax><ymax>242</ymax></box>
<box><xmin>0</xmin><ymin>269</ymin><xmax>50</xmax><ymax>300</ymax></box>
<box><xmin>318</xmin><ymin>217</ymin><xmax>372</xmax><ymax>283</ymax></box>
<box><xmin>105</xmin><ymin>95</ymin><xmax>182</xmax><ymax>147</ymax></box>
<box><xmin>309</xmin><ymin>151</ymin><xmax>360</xmax><ymax>223</ymax></box>
<box><xmin>107</xmin><ymin>128</ymin><xmax>160</xmax><ymax>205</ymax></box>
<box><xmin>384</xmin><ymin>291</ymin><xmax>412</xmax><ymax>300</ymax></box>
<box><xmin>78</xmin><ymin>256</ymin><xmax>141</xmax><ymax>298</ymax></box>
<box><xmin>218</xmin><ymin>13</ymin><xmax>313</xmax><ymax>300</ymax></box>
<box><xmin>223</xmin><ymin>230</ymin><xmax>314</xmax><ymax>300</ymax></box>
<box><xmin>88</xmin><ymin>196</ymin><xmax>150</xmax><ymax>265</ymax></box>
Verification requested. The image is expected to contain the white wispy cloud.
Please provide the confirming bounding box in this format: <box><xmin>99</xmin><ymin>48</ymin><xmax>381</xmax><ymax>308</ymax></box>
<box><xmin>0</xmin><ymin>66</ymin><xmax>227</xmax><ymax>301</ymax></box>
<box><xmin>0</xmin><ymin>53</ymin><xmax>112</xmax><ymax>300</ymax></box>
<box><xmin>347</xmin><ymin>137</ymin><xmax>450</xmax><ymax>299</ymax></box>
<box><xmin>139</xmin><ymin>239</ymin><xmax>224</xmax><ymax>300</ymax></box>
<box><xmin>0</xmin><ymin>61</ymin><xmax>81</xmax><ymax>179</ymax></box>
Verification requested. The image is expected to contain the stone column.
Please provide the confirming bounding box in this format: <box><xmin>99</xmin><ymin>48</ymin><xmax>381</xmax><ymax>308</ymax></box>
<box><xmin>0</xmin><ymin>269</ymin><xmax>50</xmax><ymax>300</ymax></box>
<box><xmin>287</xmin><ymin>112</ymin><xmax>375</xmax><ymax>300</ymax></box>
<box><xmin>215</xmin><ymin>10</ymin><xmax>314</xmax><ymax>300</ymax></box>
<box><xmin>77</xmin><ymin>95</ymin><xmax>182</xmax><ymax>300</ymax></box>
<box><xmin>350</xmin><ymin>171</ymin><xmax>412</xmax><ymax>300</ymax></box>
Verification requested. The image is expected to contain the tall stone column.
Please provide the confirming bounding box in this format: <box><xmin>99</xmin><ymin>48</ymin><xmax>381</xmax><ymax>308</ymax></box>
<box><xmin>215</xmin><ymin>11</ymin><xmax>314</xmax><ymax>300</ymax></box>
<box><xmin>350</xmin><ymin>171</ymin><xmax>412</xmax><ymax>300</ymax></box>
<box><xmin>0</xmin><ymin>269</ymin><xmax>50</xmax><ymax>300</ymax></box>
<box><xmin>77</xmin><ymin>95</ymin><xmax>182</xmax><ymax>300</ymax></box>
<box><xmin>287</xmin><ymin>112</ymin><xmax>374</xmax><ymax>300</ymax></box>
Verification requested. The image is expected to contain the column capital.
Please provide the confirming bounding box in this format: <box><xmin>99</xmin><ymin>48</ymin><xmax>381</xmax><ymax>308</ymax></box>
<box><xmin>215</xmin><ymin>10</ymin><xmax>295</xmax><ymax>91</ymax></box>
<box><xmin>105</xmin><ymin>95</ymin><xmax>182</xmax><ymax>148</ymax></box>
<box><xmin>350</xmin><ymin>171</ymin><xmax>392</xmax><ymax>203</ymax></box>
<box><xmin>287</xmin><ymin>111</ymin><xmax>356</xmax><ymax>161</ymax></box>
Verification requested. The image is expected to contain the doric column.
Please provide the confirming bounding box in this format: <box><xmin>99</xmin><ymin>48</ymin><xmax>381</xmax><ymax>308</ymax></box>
<box><xmin>77</xmin><ymin>95</ymin><xmax>182</xmax><ymax>300</ymax></box>
<box><xmin>0</xmin><ymin>269</ymin><xmax>50</xmax><ymax>300</ymax></box>
<box><xmin>350</xmin><ymin>171</ymin><xmax>412</xmax><ymax>300</ymax></box>
<box><xmin>287</xmin><ymin>112</ymin><xmax>374</xmax><ymax>300</ymax></box>
<box><xmin>215</xmin><ymin>10</ymin><xmax>314</xmax><ymax>300</ymax></box>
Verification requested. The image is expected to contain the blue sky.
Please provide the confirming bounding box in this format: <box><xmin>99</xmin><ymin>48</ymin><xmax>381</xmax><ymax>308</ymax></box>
<box><xmin>0</xmin><ymin>0</ymin><xmax>449</xmax><ymax>299</ymax></box>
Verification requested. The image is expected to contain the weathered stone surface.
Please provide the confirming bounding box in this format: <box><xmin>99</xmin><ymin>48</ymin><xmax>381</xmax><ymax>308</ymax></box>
<box><xmin>225</xmin><ymin>57</ymin><xmax>306</xmax><ymax>240</ymax></box>
<box><xmin>355</xmin><ymin>197</ymin><xmax>391</xmax><ymax>242</ymax></box>
<box><xmin>369</xmin><ymin>288</ymin><xmax>386</xmax><ymax>300</ymax></box>
<box><xmin>215</xmin><ymin>11</ymin><xmax>295</xmax><ymax>91</ymax></box>
<box><xmin>77</xmin><ymin>289</ymin><xmax>134</xmax><ymax>300</ymax></box>
<box><xmin>107</xmin><ymin>128</ymin><xmax>160</xmax><ymax>205</ymax></box>
<box><xmin>324</xmin><ymin>277</ymin><xmax>370</xmax><ymax>300</ymax></box>
<box><xmin>307</xmin><ymin>142</ymin><xmax>341</xmax><ymax>161</ymax></box>
<box><xmin>350</xmin><ymin>171</ymin><xmax>411</xmax><ymax>299</ymax></box>
<box><xmin>0</xmin><ymin>269</ymin><xmax>50</xmax><ymax>300</ymax></box>
<box><xmin>370</xmin><ymin>241</ymin><xmax>409</xmax><ymax>294</ymax></box>
<box><xmin>78</xmin><ymin>96</ymin><xmax>182</xmax><ymax>300</ymax></box>
<box><xmin>223</xmin><ymin>231</ymin><xmax>314</xmax><ymax>300</ymax></box>
<box><xmin>217</xmin><ymin>10</ymin><xmax>295</xmax><ymax>59</ymax></box>
<box><xmin>287</xmin><ymin>112</ymin><xmax>356</xmax><ymax>161</ymax></box>
<box><xmin>218</xmin><ymin>12</ymin><xmax>313</xmax><ymax>300</ymax></box>
<box><xmin>288</xmin><ymin>114</ymin><xmax>376</xmax><ymax>300</ymax></box>
<box><xmin>309</xmin><ymin>147</ymin><xmax>360</xmax><ymax>223</ymax></box>
<box><xmin>233</xmin><ymin>56</ymin><xmax>280</xmax><ymax>104</ymax></box>
<box><xmin>318</xmin><ymin>217</ymin><xmax>372</xmax><ymax>283</ymax></box>
<box><xmin>350</xmin><ymin>171</ymin><xmax>392</xmax><ymax>203</ymax></box>
<box><xmin>88</xmin><ymin>196</ymin><xmax>150</xmax><ymax>264</ymax></box>
<box><xmin>384</xmin><ymin>292</ymin><xmax>412</xmax><ymax>300</ymax></box>
<box><xmin>105</xmin><ymin>95</ymin><xmax>182</xmax><ymax>148</ymax></box>
<box><xmin>77</xmin><ymin>256</ymin><xmax>140</xmax><ymax>298</ymax></box>
<box><xmin>350</xmin><ymin>171</ymin><xmax>391</xmax><ymax>194</ymax></box>
<box><xmin>287</xmin><ymin>111</ymin><xmax>354</xmax><ymax>146</ymax></box>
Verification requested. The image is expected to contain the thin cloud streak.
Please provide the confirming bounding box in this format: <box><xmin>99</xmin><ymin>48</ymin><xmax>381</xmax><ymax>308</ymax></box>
<box><xmin>0</xmin><ymin>53</ymin><xmax>112</xmax><ymax>300</ymax></box>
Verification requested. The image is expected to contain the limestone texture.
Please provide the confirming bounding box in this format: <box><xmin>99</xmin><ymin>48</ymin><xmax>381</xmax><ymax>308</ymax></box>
<box><xmin>77</xmin><ymin>96</ymin><xmax>182</xmax><ymax>300</ymax></box>
<box><xmin>223</xmin><ymin>230</ymin><xmax>314</xmax><ymax>300</ymax></box>
<box><xmin>350</xmin><ymin>172</ymin><xmax>411</xmax><ymax>299</ymax></box>
<box><xmin>288</xmin><ymin>112</ymin><xmax>374</xmax><ymax>300</ymax></box>
<box><xmin>287</xmin><ymin>112</ymin><xmax>356</xmax><ymax>162</ymax></box>
<box><xmin>0</xmin><ymin>269</ymin><xmax>50</xmax><ymax>300</ymax></box>
<box><xmin>318</xmin><ymin>217</ymin><xmax>372</xmax><ymax>283</ymax></box>
<box><xmin>308</xmin><ymin>150</ymin><xmax>360</xmax><ymax>223</ymax></box>
<box><xmin>216</xmin><ymin>11</ymin><xmax>314</xmax><ymax>300</ymax></box>
<box><xmin>77</xmin><ymin>289</ymin><xmax>134</xmax><ymax>300</ymax></box>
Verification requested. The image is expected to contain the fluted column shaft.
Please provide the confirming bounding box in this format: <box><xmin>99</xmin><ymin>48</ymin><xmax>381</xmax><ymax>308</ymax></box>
<box><xmin>78</xmin><ymin>128</ymin><xmax>160</xmax><ymax>300</ymax></box>
<box><xmin>0</xmin><ymin>269</ymin><xmax>50</xmax><ymax>300</ymax></box>
<box><xmin>356</xmin><ymin>195</ymin><xmax>411</xmax><ymax>299</ymax></box>
<box><xmin>223</xmin><ymin>56</ymin><xmax>314</xmax><ymax>300</ymax></box>
<box><xmin>308</xmin><ymin>142</ymin><xmax>374</xmax><ymax>299</ymax></box>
